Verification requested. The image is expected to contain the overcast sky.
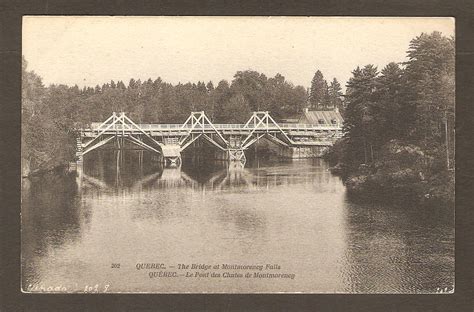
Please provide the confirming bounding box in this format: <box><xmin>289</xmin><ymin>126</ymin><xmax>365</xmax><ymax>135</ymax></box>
<box><xmin>23</xmin><ymin>16</ymin><xmax>454</xmax><ymax>90</ymax></box>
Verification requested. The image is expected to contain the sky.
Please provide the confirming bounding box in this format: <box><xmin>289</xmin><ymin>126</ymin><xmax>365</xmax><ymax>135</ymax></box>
<box><xmin>23</xmin><ymin>16</ymin><xmax>454</xmax><ymax>90</ymax></box>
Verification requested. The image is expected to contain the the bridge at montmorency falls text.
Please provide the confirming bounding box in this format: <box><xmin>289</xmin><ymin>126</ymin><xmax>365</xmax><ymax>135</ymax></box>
<box><xmin>75</xmin><ymin>111</ymin><xmax>343</xmax><ymax>166</ymax></box>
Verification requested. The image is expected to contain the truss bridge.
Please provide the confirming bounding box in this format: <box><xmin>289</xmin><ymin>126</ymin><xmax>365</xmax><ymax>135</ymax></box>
<box><xmin>76</xmin><ymin>111</ymin><xmax>343</xmax><ymax>166</ymax></box>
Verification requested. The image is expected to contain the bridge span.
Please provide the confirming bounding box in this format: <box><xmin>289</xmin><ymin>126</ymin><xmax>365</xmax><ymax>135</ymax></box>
<box><xmin>76</xmin><ymin>111</ymin><xmax>343</xmax><ymax>166</ymax></box>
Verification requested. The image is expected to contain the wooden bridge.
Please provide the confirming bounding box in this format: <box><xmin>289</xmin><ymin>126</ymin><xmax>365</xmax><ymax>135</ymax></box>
<box><xmin>76</xmin><ymin>111</ymin><xmax>343</xmax><ymax>166</ymax></box>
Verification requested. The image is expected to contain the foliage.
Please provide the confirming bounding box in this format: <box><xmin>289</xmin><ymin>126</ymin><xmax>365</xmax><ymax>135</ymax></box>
<box><xmin>21</xmin><ymin>64</ymin><xmax>308</xmax><ymax>174</ymax></box>
<box><xmin>309</xmin><ymin>70</ymin><xmax>342</xmax><ymax>111</ymax></box>
<box><xmin>404</xmin><ymin>31</ymin><xmax>455</xmax><ymax>147</ymax></box>
<box><xmin>342</xmin><ymin>64</ymin><xmax>379</xmax><ymax>166</ymax></box>
<box><xmin>22</xmin><ymin>57</ymin><xmax>75</xmax><ymax>175</ymax></box>
<box><xmin>333</xmin><ymin>31</ymin><xmax>455</xmax><ymax>205</ymax></box>
<box><xmin>308</xmin><ymin>70</ymin><xmax>326</xmax><ymax>109</ymax></box>
<box><xmin>328</xmin><ymin>78</ymin><xmax>343</xmax><ymax>112</ymax></box>
<box><xmin>220</xmin><ymin>94</ymin><xmax>251</xmax><ymax>123</ymax></box>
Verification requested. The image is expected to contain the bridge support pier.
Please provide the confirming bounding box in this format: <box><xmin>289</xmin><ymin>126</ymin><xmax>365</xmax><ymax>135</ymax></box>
<box><xmin>161</xmin><ymin>144</ymin><xmax>182</xmax><ymax>167</ymax></box>
<box><xmin>163</xmin><ymin>155</ymin><xmax>182</xmax><ymax>167</ymax></box>
<box><xmin>227</xmin><ymin>149</ymin><xmax>246</xmax><ymax>163</ymax></box>
<box><xmin>75</xmin><ymin>137</ymin><xmax>83</xmax><ymax>164</ymax></box>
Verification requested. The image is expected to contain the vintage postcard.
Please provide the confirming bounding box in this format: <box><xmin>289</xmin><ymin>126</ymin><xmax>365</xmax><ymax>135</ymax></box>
<box><xmin>21</xmin><ymin>16</ymin><xmax>454</xmax><ymax>293</ymax></box>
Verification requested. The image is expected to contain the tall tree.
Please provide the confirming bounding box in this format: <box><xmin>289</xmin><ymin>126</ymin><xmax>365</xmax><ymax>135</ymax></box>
<box><xmin>206</xmin><ymin>81</ymin><xmax>214</xmax><ymax>93</ymax></box>
<box><xmin>309</xmin><ymin>70</ymin><xmax>327</xmax><ymax>110</ymax></box>
<box><xmin>231</xmin><ymin>70</ymin><xmax>268</xmax><ymax>111</ymax></box>
<box><xmin>328</xmin><ymin>78</ymin><xmax>343</xmax><ymax>111</ymax></box>
<box><xmin>212</xmin><ymin>80</ymin><xmax>232</xmax><ymax>122</ymax></box>
<box><xmin>265</xmin><ymin>73</ymin><xmax>307</xmax><ymax>118</ymax></box>
<box><xmin>116</xmin><ymin>81</ymin><xmax>126</xmax><ymax>90</ymax></box>
<box><xmin>405</xmin><ymin>32</ymin><xmax>455</xmax><ymax>148</ymax></box>
<box><xmin>221</xmin><ymin>94</ymin><xmax>251</xmax><ymax>123</ymax></box>
<box><xmin>22</xmin><ymin>57</ymin><xmax>75</xmax><ymax>174</ymax></box>
<box><xmin>343</xmin><ymin>65</ymin><xmax>379</xmax><ymax>165</ymax></box>
<box><xmin>375</xmin><ymin>62</ymin><xmax>407</xmax><ymax>141</ymax></box>
<box><xmin>322</xmin><ymin>80</ymin><xmax>330</xmax><ymax>110</ymax></box>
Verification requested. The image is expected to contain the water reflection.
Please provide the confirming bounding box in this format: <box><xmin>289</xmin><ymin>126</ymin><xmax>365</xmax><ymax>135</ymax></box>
<box><xmin>79</xmin><ymin>151</ymin><xmax>339</xmax><ymax>193</ymax></box>
<box><xmin>21</xmin><ymin>149</ymin><xmax>454</xmax><ymax>293</ymax></box>
<box><xmin>21</xmin><ymin>172</ymin><xmax>92</xmax><ymax>289</ymax></box>
<box><xmin>341</xmin><ymin>201</ymin><xmax>454</xmax><ymax>293</ymax></box>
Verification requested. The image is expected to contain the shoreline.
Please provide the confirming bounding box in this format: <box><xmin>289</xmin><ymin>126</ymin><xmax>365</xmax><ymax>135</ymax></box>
<box><xmin>22</xmin><ymin>162</ymin><xmax>72</xmax><ymax>179</ymax></box>
<box><xmin>328</xmin><ymin>164</ymin><xmax>454</xmax><ymax>208</ymax></box>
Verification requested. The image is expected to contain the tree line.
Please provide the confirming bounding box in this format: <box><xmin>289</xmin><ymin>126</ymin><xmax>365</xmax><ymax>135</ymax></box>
<box><xmin>22</xmin><ymin>63</ymin><xmax>313</xmax><ymax>174</ymax></box>
<box><xmin>326</xmin><ymin>31</ymin><xmax>454</xmax><ymax>205</ymax></box>
<box><xmin>22</xmin><ymin>30</ymin><xmax>455</xmax><ymax>206</ymax></box>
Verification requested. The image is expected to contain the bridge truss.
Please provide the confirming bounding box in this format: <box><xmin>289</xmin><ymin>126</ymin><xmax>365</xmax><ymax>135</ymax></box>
<box><xmin>77</xmin><ymin>111</ymin><xmax>343</xmax><ymax>165</ymax></box>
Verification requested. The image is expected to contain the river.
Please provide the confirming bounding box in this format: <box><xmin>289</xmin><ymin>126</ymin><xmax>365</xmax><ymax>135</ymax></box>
<box><xmin>21</xmin><ymin>150</ymin><xmax>454</xmax><ymax>293</ymax></box>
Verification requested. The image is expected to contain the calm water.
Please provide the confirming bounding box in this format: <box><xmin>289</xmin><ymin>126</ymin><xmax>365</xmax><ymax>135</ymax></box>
<box><xmin>21</xmin><ymin>150</ymin><xmax>454</xmax><ymax>293</ymax></box>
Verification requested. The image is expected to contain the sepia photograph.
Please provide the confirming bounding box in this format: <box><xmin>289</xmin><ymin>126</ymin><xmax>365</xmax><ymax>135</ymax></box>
<box><xmin>21</xmin><ymin>16</ymin><xmax>455</xmax><ymax>294</ymax></box>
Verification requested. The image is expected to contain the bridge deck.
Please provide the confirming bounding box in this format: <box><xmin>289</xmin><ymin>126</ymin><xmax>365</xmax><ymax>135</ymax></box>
<box><xmin>88</xmin><ymin>122</ymin><xmax>340</xmax><ymax>130</ymax></box>
<box><xmin>82</xmin><ymin>123</ymin><xmax>342</xmax><ymax>137</ymax></box>
<box><xmin>76</xmin><ymin>112</ymin><xmax>344</xmax><ymax>162</ymax></box>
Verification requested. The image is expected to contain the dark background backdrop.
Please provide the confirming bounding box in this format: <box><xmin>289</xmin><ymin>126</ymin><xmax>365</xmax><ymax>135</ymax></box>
<box><xmin>1</xmin><ymin>0</ymin><xmax>473</xmax><ymax>311</ymax></box>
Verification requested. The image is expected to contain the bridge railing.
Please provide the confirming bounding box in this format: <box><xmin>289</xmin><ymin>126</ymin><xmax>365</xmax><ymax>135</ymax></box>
<box><xmin>279</xmin><ymin>123</ymin><xmax>341</xmax><ymax>129</ymax></box>
<box><xmin>88</xmin><ymin>122</ymin><xmax>342</xmax><ymax>131</ymax></box>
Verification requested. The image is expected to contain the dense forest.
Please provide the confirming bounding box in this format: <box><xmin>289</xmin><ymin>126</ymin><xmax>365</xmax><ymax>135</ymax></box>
<box><xmin>325</xmin><ymin>31</ymin><xmax>455</xmax><ymax>205</ymax></box>
<box><xmin>22</xmin><ymin>54</ymin><xmax>346</xmax><ymax>176</ymax></box>
<box><xmin>22</xmin><ymin>60</ymin><xmax>330</xmax><ymax>175</ymax></box>
<box><xmin>22</xmin><ymin>31</ymin><xmax>454</xmax><ymax>206</ymax></box>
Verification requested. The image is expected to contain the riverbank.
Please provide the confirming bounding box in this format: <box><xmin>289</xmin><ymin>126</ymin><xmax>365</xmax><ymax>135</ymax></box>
<box><xmin>21</xmin><ymin>159</ymin><xmax>74</xmax><ymax>179</ymax></box>
<box><xmin>324</xmin><ymin>139</ymin><xmax>454</xmax><ymax>208</ymax></box>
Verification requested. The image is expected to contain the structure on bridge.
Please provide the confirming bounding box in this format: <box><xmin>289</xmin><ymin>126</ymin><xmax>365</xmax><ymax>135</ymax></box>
<box><xmin>76</xmin><ymin>111</ymin><xmax>343</xmax><ymax>166</ymax></box>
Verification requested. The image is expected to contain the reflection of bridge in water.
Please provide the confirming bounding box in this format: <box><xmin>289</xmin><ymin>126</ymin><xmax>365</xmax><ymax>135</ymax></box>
<box><xmin>79</xmin><ymin>161</ymin><xmax>255</xmax><ymax>192</ymax></box>
<box><xmin>76</xmin><ymin>111</ymin><xmax>343</xmax><ymax>166</ymax></box>
<box><xmin>77</xmin><ymin>152</ymin><xmax>338</xmax><ymax>194</ymax></box>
